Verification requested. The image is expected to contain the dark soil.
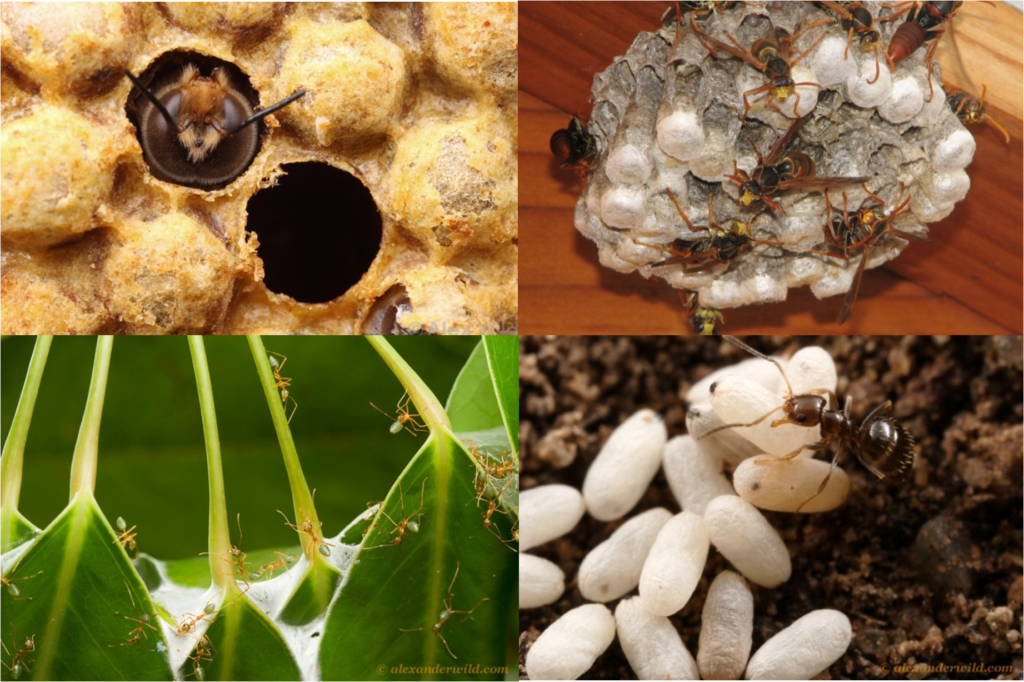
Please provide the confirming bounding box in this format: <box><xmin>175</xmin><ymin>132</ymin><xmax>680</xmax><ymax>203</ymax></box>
<box><xmin>519</xmin><ymin>336</ymin><xmax>1023</xmax><ymax>680</ymax></box>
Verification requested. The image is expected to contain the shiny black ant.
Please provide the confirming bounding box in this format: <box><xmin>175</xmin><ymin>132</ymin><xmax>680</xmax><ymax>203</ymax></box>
<box><xmin>701</xmin><ymin>336</ymin><xmax>915</xmax><ymax>510</ymax></box>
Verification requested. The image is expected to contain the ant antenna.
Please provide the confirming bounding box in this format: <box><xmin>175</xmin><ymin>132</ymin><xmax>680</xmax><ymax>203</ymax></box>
<box><xmin>722</xmin><ymin>336</ymin><xmax>794</xmax><ymax>395</ymax></box>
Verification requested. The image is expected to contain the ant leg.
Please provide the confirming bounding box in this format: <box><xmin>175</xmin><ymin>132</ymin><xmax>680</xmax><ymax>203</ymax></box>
<box><xmin>795</xmin><ymin>448</ymin><xmax>842</xmax><ymax>512</ymax></box>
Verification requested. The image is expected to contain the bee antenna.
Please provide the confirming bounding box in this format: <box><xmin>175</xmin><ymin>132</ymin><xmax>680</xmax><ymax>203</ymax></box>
<box><xmin>227</xmin><ymin>88</ymin><xmax>306</xmax><ymax>135</ymax></box>
<box><xmin>124</xmin><ymin>69</ymin><xmax>177</xmax><ymax>130</ymax></box>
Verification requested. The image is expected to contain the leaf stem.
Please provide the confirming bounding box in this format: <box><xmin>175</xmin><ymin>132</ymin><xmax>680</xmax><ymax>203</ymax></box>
<box><xmin>188</xmin><ymin>336</ymin><xmax>236</xmax><ymax>594</ymax></box>
<box><xmin>69</xmin><ymin>336</ymin><xmax>114</xmax><ymax>501</ymax></box>
<box><xmin>1</xmin><ymin>335</ymin><xmax>53</xmax><ymax>510</ymax></box>
<box><xmin>365</xmin><ymin>336</ymin><xmax>451</xmax><ymax>433</ymax></box>
<box><xmin>246</xmin><ymin>336</ymin><xmax>323</xmax><ymax>558</ymax></box>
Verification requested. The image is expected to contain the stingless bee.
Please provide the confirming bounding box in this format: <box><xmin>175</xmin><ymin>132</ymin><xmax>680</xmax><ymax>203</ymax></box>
<box><xmin>124</xmin><ymin>62</ymin><xmax>305</xmax><ymax>189</ymax></box>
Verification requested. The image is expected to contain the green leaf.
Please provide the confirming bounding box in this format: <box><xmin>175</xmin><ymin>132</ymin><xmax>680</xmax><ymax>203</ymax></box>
<box><xmin>1</xmin><ymin>495</ymin><xmax>172</xmax><ymax>681</ymax></box>
<box><xmin>319</xmin><ymin>431</ymin><xmax>517</xmax><ymax>679</ymax></box>
<box><xmin>179</xmin><ymin>592</ymin><xmax>301</xmax><ymax>682</ymax></box>
<box><xmin>483</xmin><ymin>337</ymin><xmax>519</xmax><ymax>457</ymax></box>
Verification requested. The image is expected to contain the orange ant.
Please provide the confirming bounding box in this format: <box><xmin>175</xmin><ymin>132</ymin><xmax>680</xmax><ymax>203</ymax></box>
<box><xmin>267</xmin><ymin>351</ymin><xmax>298</xmax><ymax>424</ymax></box>
<box><xmin>278</xmin><ymin>495</ymin><xmax>335</xmax><ymax>559</ymax></box>
<box><xmin>247</xmin><ymin>552</ymin><xmax>296</xmax><ymax>582</ymax></box>
<box><xmin>109</xmin><ymin>580</ymin><xmax>158</xmax><ymax>651</ymax></box>
<box><xmin>2</xmin><ymin>570</ymin><xmax>43</xmax><ymax>600</ymax></box>
<box><xmin>182</xmin><ymin>633</ymin><xmax>216</xmax><ymax>681</ymax></box>
<box><xmin>371</xmin><ymin>391</ymin><xmax>427</xmax><ymax>436</ymax></box>
<box><xmin>175</xmin><ymin>591</ymin><xmax>223</xmax><ymax>636</ymax></box>
<box><xmin>364</xmin><ymin>478</ymin><xmax>427</xmax><ymax>561</ymax></box>
<box><xmin>200</xmin><ymin>514</ymin><xmax>252</xmax><ymax>588</ymax></box>
<box><xmin>472</xmin><ymin>477</ymin><xmax>517</xmax><ymax>551</ymax></box>
<box><xmin>399</xmin><ymin>561</ymin><xmax>489</xmax><ymax>660</ymax></box>
<box><xmin>113</xmin><ymin>516</ymin><xmax>138</xmax><ymax>553</ymax></box>
<box><xmin>1</xmin><ymin>624</ymin><xmax>35</xmax><ymax>680</ymax></box>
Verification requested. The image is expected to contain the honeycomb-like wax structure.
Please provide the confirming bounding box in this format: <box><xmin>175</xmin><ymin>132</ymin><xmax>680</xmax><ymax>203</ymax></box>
<box><xmin>0</xmin><ymin>2</ymin><xmax>517</xmax><ymax>334</ymax></box>
<box><xmin>576</xmin><ymin>3</ymin><xmax>973</xmax><ymax>314</ymax></box>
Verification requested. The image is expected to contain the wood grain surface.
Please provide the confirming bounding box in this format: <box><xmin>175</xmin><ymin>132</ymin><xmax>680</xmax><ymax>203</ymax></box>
<box><xmin>520</xmin><ymin>2</ymin><xmax>1023</xmax><ymax>334</ymax></box>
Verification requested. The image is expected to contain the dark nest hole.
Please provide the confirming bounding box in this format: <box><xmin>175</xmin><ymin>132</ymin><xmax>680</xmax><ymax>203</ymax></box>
<box><xmin>246</xmin><ymin>162</ymin><xmax>382</xmax><ymax>304</ymax></box>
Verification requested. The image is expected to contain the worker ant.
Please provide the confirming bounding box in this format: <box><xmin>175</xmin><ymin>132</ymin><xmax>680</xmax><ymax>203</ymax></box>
<box><xmin>371</xmin><ymin>392</ymin><xmax>427</xmax><ymax>436</ymax></box>
<box><xmin>700</xmin><ymin>336</ymin><xmax>915</xmax><ymax>511</ymax></box>
<box><xmin>1</xmin><ymin>571</ymin><xmax>42</xmax><ymax>601</ymax></box>
<box><xmin>109</xmin><ymin>580</ymin><xmax>159</xmax><ymax>651</ymax></box>
<box><xmin>398</xmin><ymin>561</ymin><xmax>489</xmax><ymax>660</ymax></box>
<box><xmin>278</xmin><ymin>498</ymin><xmax>335</xmax><ymax>560</ymax></box>
<box><xmin>1</xmin><ymin>624</ymin><xmax>35</xmax><ymax>680</ymax></box>
<box><xmin>364</xmin><ymin>478</ymin><xmax>427</xmax><ymax>563</ymax></box>
<box><xmin>267</xmin><ymin>351</ymin><xmax>298</xmax><ymax>424</ymax></box>
<box><xmin>113</xmin><ymin>516</ymin><xmax>138</xmax><ymax>553</ymax></box>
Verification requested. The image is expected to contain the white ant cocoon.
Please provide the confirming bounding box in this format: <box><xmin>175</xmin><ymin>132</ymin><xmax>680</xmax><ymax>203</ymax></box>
<box><xmin>686</xmin><ymin>356</ymin><xmax>787</xmax><ymax>405</ymax></box>
<box><xmin>520</xmin><ymin>484</ymin><xmax>586</xmax><ymax>552</ymax></box>
<box><xmin>614</xmin><ymin>596</ymin><xmax>700</xmax><ymax>681</ymax></box>
<box><xmin>578</xmin><ymin>507</ymin><xmax>672</xmax><ymax>603</ymax></box>
<box><xmin>582</xmin><ymin>409</ymin><xmax>667</xmax><ymax>522</ymax></box>
<box><xmin>704</xmin><ymin>495</ymin><xmax>791</xmax><ymax>588</ymax></box>
<box><xmin>733</xmin><ymin>455</ymin><xmax>850</xmax><ymax>513</ymax></box>
<box><xmin>686</xmin><ymin>403</ymin><xmax>763</xmax><ymax>466</ymax></box>
<box><xmin>520</xmin><ymin>554</ymin><xmax>565</xmax><ymax>609</ymax></box>
<box><xmin>782</xmin><ymin>346</ymin><xmax>837</xmax><ymax>396</ymax></box>
<box><xmin>744</xmin><ymin>609</ymin><xmax>852</xmax><ymax>680</ymax></box>
<box><xmin>524</xmin><ymin>603</ymin><xmax>616</xmax><ymax>681</ymax></box>
<box><xmin>709</xmin><ymin>376</ymin><xmax>822</xmax><ymax>458</ymax></box>
<box><xmin>639</xmin><ymin>511</ymin><xmax>709</xmax><ymax>617</ymax></box>
<box><xmin>697</xmin><ymin>571</ymin><xmax>754</xmax><ymax>681</ymax></box>
<box><xmin>663</xmin><ymin>435</ymin><xmax>736</xmax><ymax>516</ymax></box>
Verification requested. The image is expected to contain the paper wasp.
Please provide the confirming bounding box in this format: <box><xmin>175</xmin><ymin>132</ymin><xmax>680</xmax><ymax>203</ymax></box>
<box><xmin>947</xmin><ymin>85</ymin><xmax>1010</xmax><ymax>144</ymax></box>
<box><xmin>693</xmin><ymin>17</ymin><xmax>830</xmax><ymax>119</ymax></box>
<box><xmin>813</xmin><ymin>1</ymin><xmax>898</xmax><ymax>84</ymax></box>
<box><xmin>550</xmin><ymin>116</ymin><xmax>597</xmax><ymax>182</ymax></box>
<box><xmin>885</xmin><ymin>1</ymin><xmax>967</xmax><ymax>102</ymax></box>
<box><xmin>724</xmin><ymin>113</ymin><xmax>870</xmax><ymax>213</ymax></box>
<box><xmin>634</xmin><ymin>190</ymin><xmax>782</xmax><ymax>272</ymax></box>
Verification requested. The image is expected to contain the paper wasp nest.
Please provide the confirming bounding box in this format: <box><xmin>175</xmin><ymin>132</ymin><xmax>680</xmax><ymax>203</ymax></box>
<box><xmin>0</xmin><ymin>3</ymin><xmax>517</xmax><ymax>334</ymax></box>
<box><xmin>576</xmin><ymin>2</ymin><xmax>972</xmax><ymax>313</ymax></box>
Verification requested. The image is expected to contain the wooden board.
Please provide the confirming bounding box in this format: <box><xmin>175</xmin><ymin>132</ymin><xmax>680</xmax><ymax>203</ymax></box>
<box><xmin>519</xmin><ymin>2</ymin><xmax>1023</xmax><ymax>334</ymax></box>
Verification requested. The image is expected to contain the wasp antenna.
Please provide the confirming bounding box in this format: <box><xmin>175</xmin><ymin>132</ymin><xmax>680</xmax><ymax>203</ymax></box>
<box><xmin>124</xmin><ymin>69</ymin><xmax>178</xmax><ymax>130</ymax></box>
<box><xmin>228</xmin><ymin>88</ymin><xmax>306</xmax><ymax>135</ymax></box>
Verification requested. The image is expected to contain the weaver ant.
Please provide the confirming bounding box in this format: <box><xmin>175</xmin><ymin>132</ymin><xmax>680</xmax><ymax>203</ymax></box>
<box><xmin>278</xmin><ymin>495</ymin><xmax>335</xmax><ymax>559</ymax></box>
<box><xmin>2</xmin><ymin>571</ymin><xmax>42</xmax><ymax>601</ymax></box>
<box><xmin>247</xmin><ymin>552</ymin><xmax>297</xmax><ymax>582</ymax></box>
<box><xmin>398</xmin><ymin>561</ymin><xmax>489</xmax><ymax>660</ymax></box>
<box><xmin>1</xmin><ymin>624</ymin><xmax>35</xmax><ymax>680</ymax></box>
<box><xmin>200</xmin><ymin>514</ymin><xmax>253</xmax><ymax>588</ymax></box>
<box><xmin>182</xmin><ymin>633</ymin><xmax>216</xmax><ymax>681</ymax></box>
<box><xmin>371</xmin><ymin>391</ymin><xmax>427</xmax><ymax>436</ymax></box>
<box><xmin>109</xmin><ymin>580</ymin><xmax>158</xmax><ymax>651</ymax></box>
<box><xmin>175</xmin><ymin>591</ymin><xmax>222</xmax><ymax>637</ymax></box>
<box><xmin>701</xmin><ymin>336</ymin><xmax>915</xmax><ymax>511</ymax></box>
<box><xmin>113</xmin><ymin>516</ymin><xmax>138</xmax><ymax>553</ymax></box>
<box><xmin>472</xmin><ymin>477</ymin><xmax>518</xmax><ymax>551</ymax></box>
<box><xmin>364</xmin><ymin>478</ymin><xmax>427</xmax><ymax>561</ymax></box>
<box><xmin>267</xmin><ymin>351</ymin><xmax>298</xmax><ymax>424</ymax></box>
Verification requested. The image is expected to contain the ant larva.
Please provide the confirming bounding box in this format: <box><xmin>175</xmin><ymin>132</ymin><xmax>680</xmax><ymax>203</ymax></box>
<box><xmin>267</xmin><ymin>351</ymin><xmax>298</xmax><ymax>424</ymax></box>
<box><xmin>371</xmin><ymin>392</ymin><xmax>427</xmax><ymax>436</ymax></box>
<box><xmin>398</xmin><ymin>561</ymin><xmax>489</xmax><ymax>660</ymax></box>
<box><xmin>1</xmin><ymin>625</ymin><xmax>35</xmax><ymax>680</ymax></box>
<box><xmin>109</xmin><ymin>580</ymin><xmax>158</xmax><ymax>651</ymax></box>
<box><xmin>363</xmin><ymin>478</ymin><xmax>427</xmax><ymax>562</ymax></box>
<box><xmin>701</xmin><ymin>336</ymin><xmax>915</xmax><ymax>511</ymax></box>
<box><xmin>278</xmin><ymin>495</ymin><xmax>335</xmax><ymax>559</ymax></box>
<box><xmin>1</xmin><ymin>571</ymin><xmax>43</xmax><ymax>601</ymax></box>
<box><xmin>113</xmin><ymin>516</ymin><xmax>138</xmax><ymax>553</ymax></box>
<box><xmin>125</xmin><ymin>62</ymin><xmax>305</xmax><ymax>189</ymax></box>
